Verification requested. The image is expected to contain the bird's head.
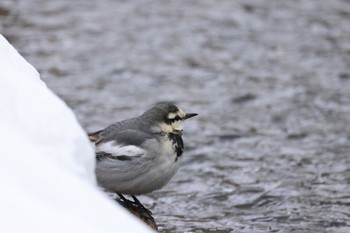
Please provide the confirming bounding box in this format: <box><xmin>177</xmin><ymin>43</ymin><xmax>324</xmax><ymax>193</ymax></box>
<box><xmin>142</xmin><ymin>103</ymin><xmax>197</xmax><ymax>134</ymax></box>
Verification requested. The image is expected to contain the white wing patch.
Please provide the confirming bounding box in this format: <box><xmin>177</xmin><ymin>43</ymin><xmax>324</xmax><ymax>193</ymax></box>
<box><xmin>96</xmin><ymin>141</ymin><xmax>146</xmax><ymax>158</ymax></box>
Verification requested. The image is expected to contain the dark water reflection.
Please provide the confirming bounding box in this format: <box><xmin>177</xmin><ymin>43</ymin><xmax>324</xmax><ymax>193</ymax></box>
<box><xmin>1</xmin><ymin>0</ymin><xmax>350</xmax><ymax>232</ymax></box>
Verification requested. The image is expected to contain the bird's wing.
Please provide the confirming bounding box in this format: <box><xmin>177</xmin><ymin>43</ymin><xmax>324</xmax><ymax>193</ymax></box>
<box><xmin>91</xmin><ymin>129</ymin><xmax>153</xmax><ymax>161</ymax></box>
<box><xmin>95</xmin><ymin>142</ymin><xmax>146</xmax><ymax>160</ymax></box>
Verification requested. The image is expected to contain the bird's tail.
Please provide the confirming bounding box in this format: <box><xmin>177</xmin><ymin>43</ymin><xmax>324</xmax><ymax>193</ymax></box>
<box><xmin>88</xmin><ymin>130</ymin><xmax>102</xmax><ymax>143</ymax></box>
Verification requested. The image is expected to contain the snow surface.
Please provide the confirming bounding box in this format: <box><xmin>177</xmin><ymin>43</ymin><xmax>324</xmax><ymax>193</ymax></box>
<box><xmin>0</xmin><ymin>34</ymin><xmax>153</xmax><ymax>233</ymax></box>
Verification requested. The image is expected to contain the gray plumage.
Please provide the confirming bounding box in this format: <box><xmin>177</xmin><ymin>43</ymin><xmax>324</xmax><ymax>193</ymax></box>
<box><xmin>89</xmin><ymin>103</ymin><xmax>197</xmax><ymax>195</ymax></box>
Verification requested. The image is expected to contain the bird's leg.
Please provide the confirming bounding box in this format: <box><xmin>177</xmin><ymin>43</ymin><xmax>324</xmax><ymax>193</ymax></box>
<box><xmin>131</xmin><ymin>195</ymin><xmax>142</xmax><ymax>206</ymax></box>
<box><xmin>117</xmin><ymin>193</ymin><xmax>128</xmax><ymax>201</ymax></box>
<box><xmin>115</xmin><ymin>194</ymin><xmax>153</xmax><ymax>217</ymax></box>
<box><xmin>131</xmin><ymin>195</ymin><xmax>153</xmax><ymax>215</ymax></box>
<box><xmin>117</xmin><ymin>193</ymin><xmax>134</xmax><ymax>206</ymax></box>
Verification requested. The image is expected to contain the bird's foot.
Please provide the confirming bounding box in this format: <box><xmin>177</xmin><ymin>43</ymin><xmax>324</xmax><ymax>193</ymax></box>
<box><xmin>115</xmin><ymin>194</ymin><xmax>157</xmax><ymax>230</ymax></box>
<box><xmin>131</xmin><ymin>195</ymin><xmax>153</xmax><ymax>215</ymax></box>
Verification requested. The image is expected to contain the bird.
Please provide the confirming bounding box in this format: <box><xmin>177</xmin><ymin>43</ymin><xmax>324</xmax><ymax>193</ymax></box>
<box><xmin>88</xmin><ymin>103</ymin><xmax>197</xmax><ymax>211</ymax></box>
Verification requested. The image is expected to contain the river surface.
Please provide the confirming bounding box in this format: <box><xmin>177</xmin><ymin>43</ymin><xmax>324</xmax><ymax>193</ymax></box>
<box><xmin>1</xmin><ymin>0</ymin><xmax>350</xmax><ymax>232</ymax></box>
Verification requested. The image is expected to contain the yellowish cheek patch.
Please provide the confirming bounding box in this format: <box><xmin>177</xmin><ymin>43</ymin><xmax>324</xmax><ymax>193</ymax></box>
<box><xmin>172</xmin><ymin>121</ymin><xmax>184</xmax><ymax>131</ymax></box>
<box><xmin>159</xmin><ymin>122</ymin><xmax>174</xmax><ymax>133</ymax></box>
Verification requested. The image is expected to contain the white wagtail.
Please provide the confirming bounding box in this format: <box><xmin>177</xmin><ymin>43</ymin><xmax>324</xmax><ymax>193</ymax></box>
<box><xmin>88</xmin><ymin>103</ymin><xmax>197</xmax><ymax>210</ymax></box>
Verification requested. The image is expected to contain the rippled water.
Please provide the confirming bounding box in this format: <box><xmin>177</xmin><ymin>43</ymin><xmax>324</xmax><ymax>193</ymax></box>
<box><xmin>1</xmin><ymin>0</ymin><xmax>350</xmax><ymax>232</ymax></box>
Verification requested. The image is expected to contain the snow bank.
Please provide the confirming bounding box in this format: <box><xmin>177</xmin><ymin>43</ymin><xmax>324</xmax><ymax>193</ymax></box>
<box><xmin>0</xmin><ymin>34</ymin><xmax>153</xmax><ymax>233</ymax></box>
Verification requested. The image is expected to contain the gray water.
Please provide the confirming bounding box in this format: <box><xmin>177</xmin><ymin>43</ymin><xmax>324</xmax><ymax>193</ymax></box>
<box><xmin>1</xmin><ymin>0</ymin><xmax>350</xmax><ymax>232</ymax></box>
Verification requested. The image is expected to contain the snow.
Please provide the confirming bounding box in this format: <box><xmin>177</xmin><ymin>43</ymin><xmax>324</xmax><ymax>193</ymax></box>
<box><xmin>0</xmin><ymin>34</ymin><xmax>153</xmax><ymax>233</ymax></box>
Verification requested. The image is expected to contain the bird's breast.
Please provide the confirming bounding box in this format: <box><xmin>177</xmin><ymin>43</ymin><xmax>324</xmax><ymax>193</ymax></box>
<box><xmin>166</xmin><ymin>133</ymin><xmax>184</xmax><ymax>161</ymax></box>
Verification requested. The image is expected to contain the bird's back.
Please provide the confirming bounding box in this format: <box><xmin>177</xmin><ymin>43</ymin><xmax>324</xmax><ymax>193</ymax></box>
<box><xmin>89</xmin><ymin>117</ymin><xmax>145</xmax><ymax>144</ymax></box>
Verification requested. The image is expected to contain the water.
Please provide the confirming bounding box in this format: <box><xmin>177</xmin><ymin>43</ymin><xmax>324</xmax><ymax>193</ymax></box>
<box><xmin>1</xmin><ymin>0</ymin><xmax>350</xmax><ymax>232</ymax></box>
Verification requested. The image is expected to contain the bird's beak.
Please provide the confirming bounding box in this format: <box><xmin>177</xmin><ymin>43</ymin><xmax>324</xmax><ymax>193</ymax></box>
<box><xmin>184</xmin><ymin>113</ymin><xmax>198</xmax><ymax>120</ymax></box>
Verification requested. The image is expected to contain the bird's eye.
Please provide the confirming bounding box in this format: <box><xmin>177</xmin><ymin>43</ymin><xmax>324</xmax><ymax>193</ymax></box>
<box><xmin>174</xmin><ymin>115</ymin><xmax>181</xmax><ymax>121</ymax></box>
<box><xmin>169</xmin><ymin>115</ymin><xmax>181</xmax><ymax>123</ymax></box>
